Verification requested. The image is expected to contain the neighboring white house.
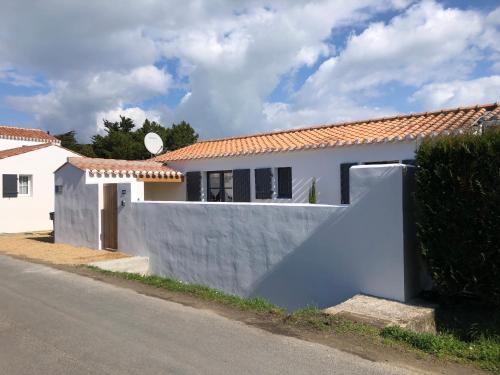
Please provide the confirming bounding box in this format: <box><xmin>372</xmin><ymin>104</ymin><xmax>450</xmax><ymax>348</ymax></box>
<box><xmin>0</xmin><ymin>125</ymin><xmax>80</xmax><ymax>233</ymax></box>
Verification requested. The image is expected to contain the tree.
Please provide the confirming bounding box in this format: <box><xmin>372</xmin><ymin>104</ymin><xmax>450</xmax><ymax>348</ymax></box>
<box><xmin>165</xmin><ymin>121</ymin><xmax>199</xmax><ymax>151</ymax></box>
<box><xmin>56</xmin><ymin>117</ymin><xmax>198</xmax><ymax>160</ymax></box>
<box><xmin>54</xmin><ymin>130</ymin><xmax>96</xmax><ymax>157</ymax></box>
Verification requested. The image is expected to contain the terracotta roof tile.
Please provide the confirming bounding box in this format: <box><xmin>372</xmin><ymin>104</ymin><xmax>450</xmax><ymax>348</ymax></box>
<box><xmin>0</xmin><ymin>143</ymin><xmax>53</xmax><ymax>160</ymax></box>
<box><xmin>156</xmin><ymin>103</ymin><xmax>499</xmax><ymax>162</ymax></box>
<box><xmin>0</xmin><ymin>125</ymin><xmax>60</xmax><ymax>143</ymax></box>
<box><xmin>67</xmin><ymin>157</ymin><xmax>182</xmax><ymax>178</ymax></box>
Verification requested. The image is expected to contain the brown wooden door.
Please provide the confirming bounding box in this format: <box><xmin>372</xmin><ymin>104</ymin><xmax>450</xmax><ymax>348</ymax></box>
<box><xmin>102</xmin><ymin>184</ymin><xmax>118</xmax><ymax>250</ymax></box>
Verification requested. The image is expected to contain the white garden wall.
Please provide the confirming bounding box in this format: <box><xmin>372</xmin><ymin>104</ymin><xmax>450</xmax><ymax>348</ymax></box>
<box><xmin>117</xmin><ymin>164</ymin><xmax>419</xmax><ymax>310</ymax></box>
<box><xmin>167</xmin><ymin>141</ymin><xmax>416</xmax><ymax>205</ymax></box>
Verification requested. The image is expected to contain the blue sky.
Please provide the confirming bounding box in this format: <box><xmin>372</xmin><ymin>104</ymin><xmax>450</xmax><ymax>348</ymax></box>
<box><xmin>0</xmin><ymin>0</ymin><xmax>499</xmax><ymax>141</ymax></box>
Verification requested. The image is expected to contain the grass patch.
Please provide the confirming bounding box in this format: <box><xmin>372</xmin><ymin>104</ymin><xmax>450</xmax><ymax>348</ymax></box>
<box><xmin>86</xmin><ymin>266</ymin><xmax>284</xmax><ymax>314</ymax></box>
<box><xmin>287</xmin><ymin>307</ymin><xmax>378</xmax><ymax>335</ymax></box>
<box><xmin>381</xmin><ymin>326</ymin><xmax>500</xmax><ymax>373</ymax></box>
<box><xmin>86</xmin><ymin>266</ymin><xmax>499</xmax><ymax>372</ymax></box>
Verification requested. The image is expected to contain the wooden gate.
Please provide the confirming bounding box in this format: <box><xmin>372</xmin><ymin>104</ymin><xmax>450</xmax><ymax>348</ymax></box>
<box><xmin>102</xmin><ymin>184</ymin><xmax>118</xmax><ymax>250</ymax></box>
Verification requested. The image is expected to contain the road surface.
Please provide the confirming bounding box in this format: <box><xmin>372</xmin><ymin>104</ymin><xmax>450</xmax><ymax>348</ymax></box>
<box><xmin>0</xmin><ymin>255</ymin><xmax>418</xmax><ymax>375</ymax></box>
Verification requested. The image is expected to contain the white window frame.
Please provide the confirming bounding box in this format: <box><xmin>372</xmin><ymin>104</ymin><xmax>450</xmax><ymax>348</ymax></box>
<box><xmin>17</xmin><ymin>175</ymin><xmax>32</xmax><ymax>197</ymax></box>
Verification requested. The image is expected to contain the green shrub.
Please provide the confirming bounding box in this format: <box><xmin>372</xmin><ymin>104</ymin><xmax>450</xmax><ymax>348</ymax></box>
<box><xmin>415</xmin><ymin>131</ymin><xmax>500</xmax><ymax>306</ymax></box>
<box><xmin>308</xmin><ymin>178</ymin><xmax>317</xmax><ymax>204</ymax></box>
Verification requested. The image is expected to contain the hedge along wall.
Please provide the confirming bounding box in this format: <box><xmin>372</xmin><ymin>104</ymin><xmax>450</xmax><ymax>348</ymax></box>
<box><xmin>416</xmin><ymin>130</ymin><xmax>500</xmax><ymax>306</ymax></box>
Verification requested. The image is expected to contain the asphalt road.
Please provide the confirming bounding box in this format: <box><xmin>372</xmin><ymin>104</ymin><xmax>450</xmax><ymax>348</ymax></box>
<box><xmin>0</xmin><ymin>255</ymin><xmax>418</xmax><ymax>375</ymax></box>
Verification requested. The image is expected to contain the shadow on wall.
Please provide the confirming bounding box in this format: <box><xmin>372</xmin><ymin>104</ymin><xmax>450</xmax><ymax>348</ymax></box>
<box><xmin>117</xmin><ymin>165</ymin><xmax>420</xmax><ymax>311</ymax></box>
<box><xmin>250</xmin><ymin>167</ymin><xmax>405</xmax><ymax>310</ymax></box>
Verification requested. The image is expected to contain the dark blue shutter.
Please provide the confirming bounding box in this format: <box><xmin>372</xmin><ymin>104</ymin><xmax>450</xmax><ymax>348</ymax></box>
<box><xmin>340</xmin><ymin>163</ymin><xmax>358</xmax><ymax>204</ymax></box>
<box><xmin>186</xmin><ymin>171</ymin><xmax>201</xmax><ymax>201</ymax></box>
<box><xmin>277</xmin><ymin>167</ymin><xmax>292</xmax><ymax>198</ymax></box>
<box><xmin>2</xmin><ymin>174</ymin><xmax>18</xmax><ymax>198</ymax></box>
<box><xmin>233</xmin><ymin>169</ymin><xmax>250</xmax><ymax>202</ymax></box>
<box><xmin>255</xmin><ymin>168</ymin><xmax>273</xmax><ymax>199</ymax></box>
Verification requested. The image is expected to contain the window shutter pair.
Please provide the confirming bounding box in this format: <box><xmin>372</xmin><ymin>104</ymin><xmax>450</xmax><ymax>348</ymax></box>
<box><xmin>2</xmin><ymin>174</ymin><xmax>18</xmax><ymax>198</ymax></box>
<box><xmin>340</xmin><ymin>163</ymin><xmax>358</xmax><ymax>204</ymax></box>
<box><xmin>255</xmin><ymin>168</ymin><xmax>273</xmax><ymax>199</ymax></box>
<box><xmin>186</xmin><ymin>169</ymin><xmax>252</xmax><ymax>202</ymax></box>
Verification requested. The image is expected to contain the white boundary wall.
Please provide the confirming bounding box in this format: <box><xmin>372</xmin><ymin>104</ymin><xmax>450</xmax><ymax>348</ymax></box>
<box><xmin>117</xmin><ymin>164</ymin><xmax>420</xmax><ymax>310</ymax></box>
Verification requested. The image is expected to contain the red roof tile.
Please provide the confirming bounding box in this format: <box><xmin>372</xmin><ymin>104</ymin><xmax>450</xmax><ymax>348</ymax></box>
<box><xmin>155</xmin><ymin>103</ymin><xmax>500</xmax><ymax>161</ymax></box>
<box><xmin>0</xmin><ymin>143</ymin><xmax>53</xmax><ymax>160</ymax></box>
<box><xmin>67</xmin><ymin>157</ymin><xmax>182</xmax><ymax>177</ymax></box>
<box><xmin>0</xmin><ymin>125</ymin><xmax>60</xmax><ymax>144</ymax></box>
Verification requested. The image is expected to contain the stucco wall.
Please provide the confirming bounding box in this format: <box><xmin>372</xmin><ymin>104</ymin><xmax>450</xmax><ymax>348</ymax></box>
<box><xmin>0</xmin><ymin>145</ymin><xmax>79</xmax><ymax>233</ymax></box>
<box><xmin>166</xmin><ymin>141</ymin><xmax>416</xmax><ymax>205</ymax></box>
<box><xmin>54</xmin><ymin>164</ymin><xmax>100</xmax><ymax>248</ymax></box>
<box><xmin>144</xmin><ymin>182</ymin><xmax>185</xmax><ymax>201</ymax></box>
<box><xmin>118</xmin><ymin>164</ymin><xmax>419</xmax><ymax>310</ymax></box>
<box><xmin>0</xmin><ymin>138</ymin><xmax>46</xmax><ymax>151</ymax></box>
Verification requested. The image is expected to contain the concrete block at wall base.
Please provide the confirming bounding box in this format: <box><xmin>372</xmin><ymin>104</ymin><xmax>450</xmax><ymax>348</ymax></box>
<box><xmin>324</xmin><ymin>294</ymin><xmax>436</xmax><ymax>333</ymax></box>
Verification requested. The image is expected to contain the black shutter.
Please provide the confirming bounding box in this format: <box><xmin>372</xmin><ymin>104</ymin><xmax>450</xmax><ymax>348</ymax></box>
<box><xmin>340</xmin><ymin>163</ymin><xmax>358</xmax><ymax>204</ymax></box>
<box><xmin>402</xmin><ymin>159</ymin><xmax>416</xmax><ymax>166</ymax></box>
<box><xmin>233</xmin><ymin>169</ymin><xmax>250</xmax><ymax>202</ymax></box>
<box><xmin>186</xmin><ymin>171</ymin><xmax>201</xmax><ymax>201</ymax></box>
<box><xmin>2</xmin><ymin>174</ymin><xmax>18</xmax><ymax>198</ymax></box>
<box><xmin>277</xmin><ymin>167</ymin><xmax>292</xmax><ymax>198</ymax></box>
<box><xmin>255</xmin><ymin>168</ymin><xmax>273</xmax><ymax>199</ymax></box>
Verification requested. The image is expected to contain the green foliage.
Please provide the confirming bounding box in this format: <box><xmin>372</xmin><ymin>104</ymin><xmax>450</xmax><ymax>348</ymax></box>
<box><xmin>381</xmin><ymin>326</ymin><xmax>500</xmax><ymax>372</ymax></box>
<box><xmin>54</xmin><ymin>130</ymin><xmax>96</xmax><ymax>157</ymax></box>
<box><xmin>86</xmin><ymin>266</ymin><xmax>282</xmax><ymax>314</ymax></box>
<box><xmin>308</xmin><ymin>178</ymin><xmax>317</xmax><ymax>204</ymax></box>
<box><xmin>165</xmin><ymin>120</ymin><xmax>199</xmax><ymax>151</ymax></box>
<box><xmin>56</xmin><ymin>117</ymin><xmax>198</xmax><ymax>160</ymax></box>
<box><xmin>415</xmin><ymin>131</ymin><xmax>500</xmax><ymax>306</ymax></box>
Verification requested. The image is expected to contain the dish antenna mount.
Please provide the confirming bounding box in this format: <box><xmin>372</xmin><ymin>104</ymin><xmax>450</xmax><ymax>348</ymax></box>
<box><xmin>144</xmin><ymin>132</ymin><xmax>164</xmax><ymax>156</ymax></box>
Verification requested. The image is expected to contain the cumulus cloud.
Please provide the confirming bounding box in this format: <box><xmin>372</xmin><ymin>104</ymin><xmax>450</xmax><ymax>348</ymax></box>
<box><xmin>6</xmin><ymin>66</ymin><xmax>171</xmax><ymax>138</ymax></box>
<box><xmin>0</xmin><ymin>0</ymin><xmax>498</xmax><ymax>141</ymax></box>
<box><xmin>411</xmin><ymin>76</ymin><xmax>500</xmax><ymax>109</ymax></box>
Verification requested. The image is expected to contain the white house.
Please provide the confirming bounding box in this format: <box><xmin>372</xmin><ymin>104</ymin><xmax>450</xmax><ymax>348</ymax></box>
<box><xmin>54</xmin><ymin>102</ymin><xmax>499</xmax><ymax>251</ymax></box>
<box><xmin>0</xmin><ymin>125</ymin><xmax>80</xmax><ymax>233</ymax></box>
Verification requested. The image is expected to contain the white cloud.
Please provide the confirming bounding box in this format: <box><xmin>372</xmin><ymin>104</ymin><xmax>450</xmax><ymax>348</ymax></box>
<box><xmin>0</xmin><ymin>0</ymin><xmax>498</xmax><ymax>141</ymax></box>
<box><xmin>411</xmin><ymin>76</ymin><xmax>500</xmax><ymax>109</ymax></box>
<box><xmin>6</xmin><ymin>65</ymin><xmax>171</xmax><ymax>139</ymax></box>
<box><xmin>95</xmin><ymin>107</ymin><xmax>161</xmax><ymax>133</ymax></box>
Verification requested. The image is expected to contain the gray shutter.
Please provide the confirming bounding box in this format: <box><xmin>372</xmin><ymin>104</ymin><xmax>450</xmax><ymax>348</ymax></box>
<box><xmin>233</xmin><ymin>169</ymin><xmax>250</xmax><ymax>202</ymax></box>
<box><xmin>277</xmin><ymin>167</ymin><xmax>292</xmax><ymax>198</ymax></box>
<box><xmin>255</xmin><ymin>168</ymin><xmax>273</xmax><ymax>199</ymax></box>
<box><xmin>186</xmin><ymin>171</ymin><xmax>201</xmax><ymax>201</ymax></box>
<box><xmin>340</xmin><ymin>163</ymin><xmax>358</xmax><ymax>204</ymax></box>
<box><xmin>2</xmin><ymin>174</ymin><xmax>18</xmax><ymax>198</ymax></box>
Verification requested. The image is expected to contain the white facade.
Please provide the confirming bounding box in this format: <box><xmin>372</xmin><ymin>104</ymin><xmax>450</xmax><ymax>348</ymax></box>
<box><xmin>0</xmin><ymin>145</ymin><xmax>79</xmax><ymax>233</ymax></box>
<box><xmin>167</xmin><ymin>141</ymin><xmax>417</xmax><ymax>205</ymax></box>
<box><xmin>0</xmin><ymin>138</ymin><xmax>46</xmax><ymax>151</ymax></box>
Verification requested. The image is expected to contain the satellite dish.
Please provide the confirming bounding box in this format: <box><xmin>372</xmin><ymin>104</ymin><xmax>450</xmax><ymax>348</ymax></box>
<box><xmin>144</xmin><ymin>132</ymin><xmax>164</xmax><ymax>155</ymax></box>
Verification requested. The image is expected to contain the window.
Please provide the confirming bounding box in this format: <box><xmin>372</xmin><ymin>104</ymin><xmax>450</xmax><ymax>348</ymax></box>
<box><xmin>207</xmin><ymin>171</ymin><xmax>233</xmax><ymax>202</ymax></box>
<box><xmin>277</xmin><ymin>167</ymin><xmax>292</xmax><ymax>199</ymax></box>
<box><xmin>18</xmin><ymin>175</ymin><xmax>32</xmax><ymax>196</ymax></box>
<box><xmin>55</xmin><ymin>185</ymin><xmax>63</xmax><ymax>194</ymax></box>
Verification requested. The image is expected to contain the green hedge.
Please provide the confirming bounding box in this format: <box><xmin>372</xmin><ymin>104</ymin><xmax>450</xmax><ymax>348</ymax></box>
<box><xmin>415</xmin><ymin>131</ymin><xmax>500</xmax><ymax>306</ymax></box>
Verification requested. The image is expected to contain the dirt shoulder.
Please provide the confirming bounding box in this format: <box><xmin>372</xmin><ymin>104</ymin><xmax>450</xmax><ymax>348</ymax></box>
<box><xmin>0</xmin><ymin>232</ymin><xmax>128</xmax><ymax>264</ymax></box>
